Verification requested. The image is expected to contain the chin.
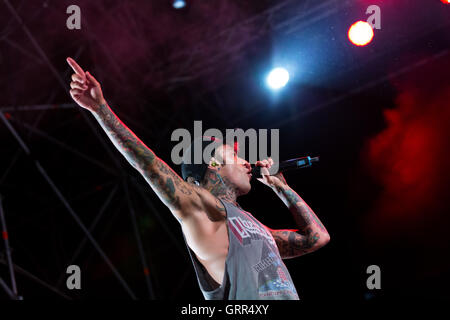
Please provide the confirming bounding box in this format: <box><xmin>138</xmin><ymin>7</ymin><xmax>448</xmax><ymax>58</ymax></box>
<box><xmin>239</xmin><ymin>182</ymin><xmax>251</xmax><ymax>195</ymax></box>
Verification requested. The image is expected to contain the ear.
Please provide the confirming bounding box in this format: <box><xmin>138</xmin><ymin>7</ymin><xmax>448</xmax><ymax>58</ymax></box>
<box><xmin>208</xmin><ymin>157</ymin><xmax>222</xmax><ymax>170</ymax></box>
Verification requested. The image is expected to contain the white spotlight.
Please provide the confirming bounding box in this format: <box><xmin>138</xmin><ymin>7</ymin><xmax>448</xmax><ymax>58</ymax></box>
<box><xmin>173</xmin><ymin>0</ymin><xmax>186</xmax><ymax>9</ymax></box>
<box><xmin>267</xmin><ymin>67</ymin><xmax>290</xmax><ymax>89</ymax></box>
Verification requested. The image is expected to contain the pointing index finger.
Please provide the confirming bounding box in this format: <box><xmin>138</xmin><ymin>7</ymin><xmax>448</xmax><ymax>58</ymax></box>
<box><xmin>66</xmin><ymin>57</ymin><xmax>86</xmax><ymax>78</ymax></box>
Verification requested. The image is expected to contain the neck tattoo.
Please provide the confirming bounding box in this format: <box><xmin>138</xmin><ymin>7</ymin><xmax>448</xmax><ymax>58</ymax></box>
<box><xmin>204</xmin><ymin>171</ymin><xmax>240</xmax><ymax>207</ymax></box>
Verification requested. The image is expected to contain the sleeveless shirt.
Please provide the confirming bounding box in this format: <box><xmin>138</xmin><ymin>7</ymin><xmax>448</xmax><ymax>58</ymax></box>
<box><xmin>182</xmin><ymin>199</ymin><xmax>300</xmax><ymax>300</ymax></box>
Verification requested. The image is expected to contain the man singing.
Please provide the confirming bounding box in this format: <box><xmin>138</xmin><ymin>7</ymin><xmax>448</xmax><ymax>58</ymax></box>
<box><xmin>67</xmin><ymin>57</ymin><xmax>330</xmax><ymax>300</ymax></box>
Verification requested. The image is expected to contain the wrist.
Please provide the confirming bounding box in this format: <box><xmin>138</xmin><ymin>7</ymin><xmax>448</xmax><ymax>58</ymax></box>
<box><xmin>272</xmin><ymin>180</ymin><xmax>289</xmax><ymax>193</ymax></box>
<box><xmin>90</xmin><ymin>99</ymin><xmax>107</xmax><ymax>114</ymax></box>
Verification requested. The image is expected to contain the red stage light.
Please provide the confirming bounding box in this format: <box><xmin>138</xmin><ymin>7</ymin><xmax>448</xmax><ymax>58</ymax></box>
<box><xmin>348</xmin><ymin>21</ymin><xmax>374</xmax><ymax>46</ymax></box>
<box><xmin>440</xmin><ymin>0</ymin><xmax>450</xmax><ymax>4</ymax></box>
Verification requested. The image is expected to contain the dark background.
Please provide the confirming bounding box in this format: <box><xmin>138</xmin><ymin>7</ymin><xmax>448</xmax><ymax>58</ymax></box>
<box><xmin>0</xmin><ymin>0</ymin><xmax>449</xmax><ymax>302</ymax></box>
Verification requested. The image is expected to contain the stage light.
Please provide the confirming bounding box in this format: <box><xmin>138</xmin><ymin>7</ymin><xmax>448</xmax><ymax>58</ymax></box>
<box><xmin>440</xmin><ymin>0</ymin><xmax>450</xmax><ymax>4</ymax></box>
<box><xmin>267</xmin><ymin>67</ymin><xmax>290</xmax><ymax>89</ymax></box>
<box><xmin>348</xmin><ymin>21</ymin><xmax>374</xmax><ymax>46</ymax></box>
<box><xmin>173</xmin><ymin>0</ymin><xmax>186</xmax><ymax>9</ymax></box>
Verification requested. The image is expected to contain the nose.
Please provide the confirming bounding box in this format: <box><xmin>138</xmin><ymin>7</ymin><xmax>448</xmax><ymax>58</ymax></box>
<box><xmin>242</xmin><ymin>160</ymin><xmax>251</xmax><ymax>170</ymax></box>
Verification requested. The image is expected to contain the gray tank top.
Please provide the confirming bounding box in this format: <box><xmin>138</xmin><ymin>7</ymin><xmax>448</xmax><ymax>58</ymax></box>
<box><xmin>182</xmin><ymin>198</ymin><xmax>300</xmax><ymax>300</ymax></box>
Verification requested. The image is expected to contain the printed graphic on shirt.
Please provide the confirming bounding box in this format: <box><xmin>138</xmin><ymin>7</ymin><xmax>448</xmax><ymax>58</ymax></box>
<box><xmin>258</xmin><ymin>266</ymin><xmax>298</xmax><ymax>298</ymax></box>
<box><xmin>252</xmin><ymin>253</ymin><xmax>277</xmax><ymax>273</ymax></box>
<box><xmin>254</xmin><ymin>247</ymin><xmax>298</xmax><ymax>299</ymax></box>
<box><xmin>228</xmin><ymin>213</ymin><xmax>276</xmax><ymax>247</ymax></box>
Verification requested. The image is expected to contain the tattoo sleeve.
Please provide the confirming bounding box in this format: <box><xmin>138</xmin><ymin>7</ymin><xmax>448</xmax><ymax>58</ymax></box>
<box><xmin>91</xmin><ymin>103</ymin><xmax>197</xmax><ymax>214</ymax></box>
<box><xmin>271</xmin><ymin>228</ymin><xmax>321</xmax><ymax>259</ymax></box>
<box><xmin>277</xmin><ymin>187</ymin><xmax>328</xmax><ymax>235</ymax></box>
<box><xmin>270</xmin><ymin>177</ymin><xmax>330</xmax><ymax>258</ymax></box>
<box><xmin>91</xmin><ymin>103</ymin><xmax>156</xmax><ymax>170</ymax></box>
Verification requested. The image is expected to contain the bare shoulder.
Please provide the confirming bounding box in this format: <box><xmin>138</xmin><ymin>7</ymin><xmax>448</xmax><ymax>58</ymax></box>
<box><xmin>175</xmin><ymin>186</ymin><xmax>226</xmax><ymax>237</ymax></box>
<box><xmin>192</xmin><ymin>186</ymin><xmax>227</xmax><ymax>223</ymax></box>
<box><xmin>180</xmin><ymin>187</ymin><xmax>229</xmax><ymax>261</ymax></box>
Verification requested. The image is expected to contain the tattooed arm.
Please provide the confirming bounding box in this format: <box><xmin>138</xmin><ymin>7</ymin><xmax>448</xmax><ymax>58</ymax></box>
<box><xmin>256</xmin><ymin>159</ymin><xmax>330</xmax><ymax>259</ymax></box>
<box><xmin>67</xmin><ymin>57</ymin><xmax>202</xmax><ymax>220</ymax></box>
<box><xmin>272</xmin><ymin>175</ymin><xmax>330</xmax><ymax>258</ymax></box>
<box><xmin>91</xmin><ymin>103</ymin><xmax>202</xmax><ymax>214</ymax></box>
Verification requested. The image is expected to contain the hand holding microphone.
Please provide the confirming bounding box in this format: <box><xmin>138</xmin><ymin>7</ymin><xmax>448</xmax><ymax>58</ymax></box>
<box><xmin>253</xmin><ymin>158</ymin><xmax>285</xmax><ymax>188</ymax></box>
<box><xmin>252</xmin><ymin>156</ymin><xmax>319</xmax><ymax>188</ymax></box>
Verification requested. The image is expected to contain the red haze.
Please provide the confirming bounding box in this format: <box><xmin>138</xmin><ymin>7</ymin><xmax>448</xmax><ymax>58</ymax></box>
<box><xmin>362</xmin><ymin>56</ymin><xmax>450</xmax><ymax>242</ymax></box>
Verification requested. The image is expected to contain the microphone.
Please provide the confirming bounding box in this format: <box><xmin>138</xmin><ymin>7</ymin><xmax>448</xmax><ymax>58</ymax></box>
<box><xmin>251</xmin><ymin>156</ymin><xmax>319</xmax><ymax>179</ymax></box>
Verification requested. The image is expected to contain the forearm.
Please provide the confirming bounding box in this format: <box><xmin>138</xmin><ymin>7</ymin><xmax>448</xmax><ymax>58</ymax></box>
<box><xmin>90</xmin><ymin>102</ymin><xmax>199</xmax><ymax>214</ymax></box>
<box><xmin>66</xmin><ymin>58</ymin><xmax>199</xmax><ymax>217</ymax></box>
<box><xmin>273</xmin><ymin>182</ymin><xmax>329</xmax><ymax>238</ymax></box>
<box><xmin>90</xmin><ymin>102</ymin><xmax>156</xmax><ymax>170</ymax></box>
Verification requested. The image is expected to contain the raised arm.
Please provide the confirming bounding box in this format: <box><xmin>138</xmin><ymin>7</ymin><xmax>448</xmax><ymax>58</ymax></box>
<box><xmin>91</xmin><ymin>103</ymin><xmax>201</xmax><ymax>216</ymax></box>
<box><xmin>66</xmin><ymin>57</ymin><xmax>202</xmax><ymax>220</ymax></box>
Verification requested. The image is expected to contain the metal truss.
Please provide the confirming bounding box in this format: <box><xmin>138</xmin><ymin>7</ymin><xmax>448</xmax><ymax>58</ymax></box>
<box><xmin>1</xmin><ymin>0</ymin><xmax>448</xmax><ymax>300</ymax></box>
<box><xmin>0</xmin><ymin>0</ymin><xmax>191</xmax><ymax>300</ymax></box>
<box><xmin>145</xmin><ymin>0</ymin><xmax>342</xmax><ymax>91</ymax></box>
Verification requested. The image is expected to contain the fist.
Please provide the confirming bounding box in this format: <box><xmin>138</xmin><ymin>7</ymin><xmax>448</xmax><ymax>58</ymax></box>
<box><xmin>255</xmin><ymin>158</ymin><xmax>287</xmax><ymax>189</ymax></box>
<box><xmin>67</xmin><ymin>57</ymin><xmax>105</xmax><ymax>112</ymax></box>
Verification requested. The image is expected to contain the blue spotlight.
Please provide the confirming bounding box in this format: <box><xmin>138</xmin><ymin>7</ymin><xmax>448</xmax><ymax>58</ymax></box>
<box><xmin>173</xmin><ymin>0</ymin><xmax>186</xmax><ymax>9</ymax></box>
<box><xmin>266</xmin><ymin>67</ymin><xmax>290</xmax><ymax>89</ymax></box>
